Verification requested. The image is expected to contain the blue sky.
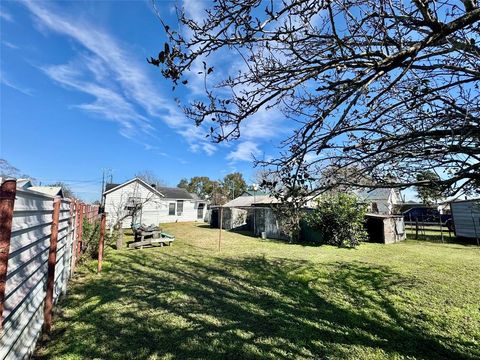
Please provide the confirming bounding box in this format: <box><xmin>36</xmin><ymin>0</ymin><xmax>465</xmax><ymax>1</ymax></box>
<box><xmin>0</xmin><ymin>0</ymin><xmax>288</xmax><ymax>201</ymax></box>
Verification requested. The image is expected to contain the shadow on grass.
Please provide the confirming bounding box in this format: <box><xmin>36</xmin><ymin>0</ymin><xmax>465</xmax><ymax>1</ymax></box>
<box><xmin>34</xmin><ymin>252</ymin><xmax>477</xmax><ymax>360</ymax></box>
<box><xmin>196</xmin><ymin>224</ymin><xmax>214</xmax><ymax>229</ymax></box>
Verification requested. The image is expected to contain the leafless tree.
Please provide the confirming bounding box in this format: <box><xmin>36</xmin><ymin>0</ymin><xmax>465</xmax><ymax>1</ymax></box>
<box><xmin>151</xmin><ymin>0</ymin><xmax>480</xmax><ymax>200</ymax></box>
<box><xmin>105</xmin><ymin>182</ymin><xmax>160</xmax><ymax>249</ymax></box>
<box><xmin>134</xmin><ymin>170</ymin><xmax>166</xmax><ymax>188</ymax></box>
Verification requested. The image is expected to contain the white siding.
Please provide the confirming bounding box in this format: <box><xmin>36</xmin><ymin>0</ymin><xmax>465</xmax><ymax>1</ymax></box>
<box><xmin>0</xmin><ymin>190</ymin><xmax>77</xmax><ymax>360</ymax></box>
<box><xmin>104</xmin><ymin>180</ymin><xmax>206</xmax><ymax>228</ymax></box>
<box><xmin>155</xmin><ymin>199</ymin><xmax>201</xmax><ymax>224</ymax></box>
<box><xmin>451</xmin><ymin>200</ymin><xmax>480</xmax><ymax>239</ymax></box>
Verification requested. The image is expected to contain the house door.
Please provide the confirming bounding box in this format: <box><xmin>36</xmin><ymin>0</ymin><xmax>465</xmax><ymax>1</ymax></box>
<box><xmin>197</xmin><ymin>203</ymin><xmax>205</xmax><ymax>219</ymax></box>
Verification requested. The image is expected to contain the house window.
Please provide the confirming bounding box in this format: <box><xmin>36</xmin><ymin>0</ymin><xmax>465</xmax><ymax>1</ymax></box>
<box><xmin>169</xmin><ymin>203</ymin><xmax>175</xmax><ymax>215</ymax></box>
<box><xmin>124</xmin><ymin>196</ymin><xmax>141</xmax><ymax>211</ymax></box>
<box><xmin>176</xmin><ymin>200</ymin><xmax>184</xmax><ymax>215</ymax></box>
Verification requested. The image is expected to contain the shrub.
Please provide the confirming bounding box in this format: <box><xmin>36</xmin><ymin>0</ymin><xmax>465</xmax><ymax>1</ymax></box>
<box><xmin>81</xmin><ymin>220</ymin><xmax>100</xmax><ymax>259</ymax></box>
<box><xmin>305</xmin><ymin>193</ymin><xmax>368</xmax><ymax>247</ymax></box>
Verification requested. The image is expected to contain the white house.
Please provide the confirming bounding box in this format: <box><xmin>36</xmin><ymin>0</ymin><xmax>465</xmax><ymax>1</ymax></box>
<box><xmin>355</xmin><ymin>188</ymin><xmax>402</xmax><ymax>215</ymax></box>
<box><xmin>103</xmin><ymin>178</ymin><xmax>207</xmax><ymax>229</ymax></box>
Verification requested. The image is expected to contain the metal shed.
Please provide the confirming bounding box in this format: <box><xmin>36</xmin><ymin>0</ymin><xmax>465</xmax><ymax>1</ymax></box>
<box><xmin>364</xmin><ymin>214</ymin><xmax>406</xmax><ymax>244</ymax></box>
<box><xmin>209</xmin><ymin>195</ymin><xmax>285</xmax><ymax>239</ymax></box>
<box><xmin>450</xmin><ymin>199</ymin><xmax>480</xmax><ymax>241</ymax></box>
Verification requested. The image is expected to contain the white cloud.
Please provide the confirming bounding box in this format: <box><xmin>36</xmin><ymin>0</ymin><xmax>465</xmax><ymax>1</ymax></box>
<box><xmin>0</xmin><ymin>71</ymin><xmax>33</xmax><ymax>96</ymax></box>
<box><xmin>22</xmin><ymin>1</ymin><xmax>216</xmax><ymax>154</ymax></box>
<box><xmin>2</xmin><ymin>40</ymin><xmax>18</xmax><ymax>49</ymax></box>
<box><xmin>41</xmin><ymin>60</ymin><xmax>152</xmax><ymax>139</ymax></box>
<box><xmin>226</xmin><ymin>141</ymin><xmax>261</xmax><ymax>162</ymax></box>
<box><xmin>0</xmin><ymin>9</ymin><xmax>13</xmax><ymax>22</ymax></box>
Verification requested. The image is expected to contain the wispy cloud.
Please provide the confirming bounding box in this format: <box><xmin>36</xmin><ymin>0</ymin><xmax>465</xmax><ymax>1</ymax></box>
<box><xmin>226</xmin><ymin>141</ymin><xmax>261</xmax><ymax>162</ymax></box>
<box><xmin>2</xmin><ymin>40</ymin><xmax>18</xmax><ymax>49</ymax></box>
<box><xmin>0</xmin><ymin>71</ymin><xmax>33</xmax><ymax>96</ymax></box>
<box><xmin>41</xmin><ymin>59</ymin><xmax>152</xmax><ymax>139</ymax></box>
<box><xmin>22</xmin><ymin>1</ymin><xmax>216</xmax><ymax>154</ymax></box>
<box><xmin>0</xmin><ymin>9</ymin><xmax>13</xmax><ymax>22</ymax></box>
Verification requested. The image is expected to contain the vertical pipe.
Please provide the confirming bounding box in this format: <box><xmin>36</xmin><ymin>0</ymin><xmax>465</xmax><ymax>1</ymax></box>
<box><xmin>0</xmin><ymin>179</ymin><xmax>16</xmax><ymax>327</ymax></box>
<box><xmin>44</xmin><ymin>196</ymin><xmax>61</xmax><ymax>333</ymax></box>
<box><xmin>97</xmin><ymin>213</ymin><xmax>106</xmax><ymax>273</ymax></box>
<box><xmin>77</xmin><ymin>204</ymin><xmax>84</xmax><ymax>256</ymax></box>
<box><xmin>218</xmin><ymin>207</ymin><xmax>223</xmax><ymax>251</ymax></box>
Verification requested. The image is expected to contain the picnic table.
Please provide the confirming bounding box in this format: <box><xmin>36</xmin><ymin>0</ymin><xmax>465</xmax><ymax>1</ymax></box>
<box><xmin>128</xmin><ymin>225</ymin><xmax>175</xmax><ymax>249</ymax></box>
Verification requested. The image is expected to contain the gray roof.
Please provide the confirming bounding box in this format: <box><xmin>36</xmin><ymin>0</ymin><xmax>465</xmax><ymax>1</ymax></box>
<box><xmin>240</xmin><ymin>190</ymin><xmax>270</xmax><ymax>197</ymax></box>
<box><xmin>28</xmin><ymin>186</ymin><xmax>64</xmax><ymax>197</ymax></box>
<box><xmin>17</xmin><ymin>178</ymin><xmax>33</xmax><ymax>188</ymax></box>
<box><xmin>105</xmin><ymin>183</ymin><xmax>120</xmax><ymax>192</ymax></box>
<box><xmin>157</xmin><ymin>187</ymin><xmax>195</xmax><ymax>200</ymax></box>
<box><xmin>355</xmin><ymin>188</ymin><xmax>397</xmax><ymax>201</ymax></box>
<box><xmin>103</xmin><ymin>178</ymin><xmax>198</xmax><ymax>200</ymax></box>
<box><xmin>224</xmin><ymin>195</ymin><xmax>280</xmax><ymax>208</ymax></box>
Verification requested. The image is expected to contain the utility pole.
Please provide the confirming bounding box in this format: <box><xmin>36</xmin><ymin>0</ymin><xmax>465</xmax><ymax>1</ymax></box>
<box><xmin>100</xmin><ymin>169</ymin><xmax>105</xmax><ymax>206</ymax></box>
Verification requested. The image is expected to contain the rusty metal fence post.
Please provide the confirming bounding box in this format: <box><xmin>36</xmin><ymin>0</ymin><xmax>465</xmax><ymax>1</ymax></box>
<box><xmin>70</xmin><ymin>201</ymin><xmax>77</xmax><ymax>276</ymax></box>
<box><xmin>0</xmin><ymin>179</ymin><xmax>16</xmax><ymax>328</ymax></box>
<box><xmin>77</xmin><ymin>203</ymin><xmax>84</xmax><ymax>257</ymax></box>
<box><xmin>97</xmin><ymin>213</ymin><xmax>106</xmax><ymax>273</ymax></box>
<box><xmin>43</xmin><ymin>196</ymin><xmax>61</xmax><ymax>333</ymax></box>
<box><xmin>218</xmin><ymin>207</ymin><xmax>223</xmax><ymax>251</ymax></box>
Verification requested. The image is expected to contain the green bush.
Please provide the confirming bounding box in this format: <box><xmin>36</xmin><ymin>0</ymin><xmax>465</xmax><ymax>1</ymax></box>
<box><xmin>305</xmin><ymin>193</ymin><xmax>368</xmax><ymax>247</ymax></box>
<box><xmin>81</xmin><ymin>220</ymin><xmax>100</xmax><ymax>259</ymax></box>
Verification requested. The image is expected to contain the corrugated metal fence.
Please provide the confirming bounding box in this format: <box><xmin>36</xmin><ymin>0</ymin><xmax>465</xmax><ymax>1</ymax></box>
<box><xmin>0</xmin><ymin>179</ymin><xmax>100</xmax><ymax>359</ymax></box>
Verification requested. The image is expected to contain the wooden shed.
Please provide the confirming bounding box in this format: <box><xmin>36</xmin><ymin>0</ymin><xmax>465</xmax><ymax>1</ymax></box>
<box><xmin>450</xmin><ymin>199</ymin><xmax>480</xmax><ymax>240</ymax></box>
<box><xmin>365</xmin><ymin>214</ymin><xmax>406</xmax><ymax>244</ymax></box>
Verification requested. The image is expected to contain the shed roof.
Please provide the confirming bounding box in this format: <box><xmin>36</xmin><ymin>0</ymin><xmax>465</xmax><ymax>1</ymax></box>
<box><xmin>223</xmin><ymin>195</ymin><xmax>280</xmax><ymax>208</ymax></box>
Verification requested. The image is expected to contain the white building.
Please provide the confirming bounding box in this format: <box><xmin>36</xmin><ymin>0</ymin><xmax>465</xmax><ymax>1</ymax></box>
<box><xmin>103</xmin><ymin>178</ymin><xmax>207</xmax><ymax>229</ymax></box>
<box><xmin>355</xmin><ymin>188</ymin><xmax>402</xmax><ymax>215</ymax></box>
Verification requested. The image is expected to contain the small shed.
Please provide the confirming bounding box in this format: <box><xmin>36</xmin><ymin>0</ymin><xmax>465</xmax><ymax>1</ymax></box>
<box><xmin>365</xmin><ymin>214</ymin><xmax>405</xmax><ymax>244</ymax></box>
<box><xmin>450</xmin><ymin>199</ymin><xmax>480</xmax><ymax>240</ymax></box>
<box><xmin>210</xmin><ymin>194</ymin><xmax>285</xmax><ymax>239</ymax></box>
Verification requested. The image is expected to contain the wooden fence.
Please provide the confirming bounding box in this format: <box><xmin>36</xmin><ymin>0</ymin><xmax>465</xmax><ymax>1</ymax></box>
<box><xmin>404</xmin><ymin>220</ymin><xmax>453</xmax><ymax>242</ymax></box>
<box><xmin>0</xmin><ymin>179</ymin><xmax>101</xmax><ymax>359</ymax></box>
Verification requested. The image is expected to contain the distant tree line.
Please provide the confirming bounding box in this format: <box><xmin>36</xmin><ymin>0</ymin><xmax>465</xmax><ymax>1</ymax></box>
<box><xmin>177</xmin><ymin>172</ymin><xmax>247</xmax><ymax>205</ymax></box>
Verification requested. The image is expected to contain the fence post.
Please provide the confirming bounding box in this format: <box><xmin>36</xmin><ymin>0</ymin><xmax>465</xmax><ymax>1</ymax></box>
<box><xmin>43</xmin><ymin>196</ymin><xmax>61</xmax><ymax>333</ymax></box>
<box><xmin>0</xmin><ymin>179</ymin><xmax>16</xmax><ymax>328</ymax></box>
<box><xmin>77</xmin><ymin>204</ymin><xmax>84</xmax><ymax>257</ymax></box>
<box><xmin>218</xmin><ymin>207</ymin><xmax>223</xmax><ymax>252</ymax></box>
<box><xmin>97</xmin><ymin>213</ymin><xmax>106</xmax><ymax>273</ymax></box>
<box><xmin>415</xmin><ymin>218</ymin><xmax>419</xmax><ymax>240</ymax></box>
<box><xmin>69</xmin><ymin>201</ymin><xmax>76</xmax><ymax>275</ymax></box>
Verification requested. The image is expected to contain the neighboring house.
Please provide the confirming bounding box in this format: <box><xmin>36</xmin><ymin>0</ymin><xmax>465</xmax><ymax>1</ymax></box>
<box><xmin>355</xmin><ymin>188</ymin><xmax>402</xmax><ymax>215</ymax></box>
<box><xmin>103</xmin><ymin>178</ymin><xmax>207</xmax><ymax>229</ymax></box>
<box><xmin>450</xmin><ymin>199</ymin><xmax>480</xmax><ymax>240</ymax></box>
<box><xmin>240</xmin><ymin>190</ymin><xmax>270</xmax><ymax>197</ymax></box>
<box><xmin>16</xmin><ymin>178</ymin><xmax>33</xmax><ymax>189</ymax></box>
<box><xmin>27</xmin><ymin>186</ymin><xmax>64</xmax><ymax>198</ymax></box>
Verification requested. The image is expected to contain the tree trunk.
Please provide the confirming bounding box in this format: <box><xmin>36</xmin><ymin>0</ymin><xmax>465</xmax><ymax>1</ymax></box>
<box><xmin>116</xmin><ymin>227</ymin><xmax>124</xmax><ymax>250</ymax></box>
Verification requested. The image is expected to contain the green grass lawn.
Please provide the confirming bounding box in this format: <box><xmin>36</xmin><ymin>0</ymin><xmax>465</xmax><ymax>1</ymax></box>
<box><xmin>34</xmin><ymin>222</ymin><xmax>480</xmax><ymax>360</ymax></box>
